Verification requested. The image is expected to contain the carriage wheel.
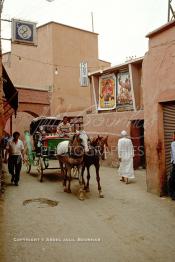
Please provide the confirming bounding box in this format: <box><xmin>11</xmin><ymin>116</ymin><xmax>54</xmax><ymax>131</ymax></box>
<box><xmin>43</xmin><ymin>157</ymin><xmax>49</xmax><ymax>169</ymax></box>
<box><xmin>38</xmin><ymin>158</ymin><xmax>44</xmax><ymax>182</ymax></box>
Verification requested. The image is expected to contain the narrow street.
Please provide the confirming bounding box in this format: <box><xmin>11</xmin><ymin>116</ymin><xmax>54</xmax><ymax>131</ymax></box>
<box><xmin>0</xmin><ymin>164</ymin><xmax>175</xmax><ymax>262</ymax></box>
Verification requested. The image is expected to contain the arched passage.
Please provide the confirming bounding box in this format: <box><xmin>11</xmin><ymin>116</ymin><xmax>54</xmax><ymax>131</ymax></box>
<box><xmin>6</xmin><ymin>87</ymin><xmax>51</xmax><ymax>136</ymax></box>
<box><xmin>5</xmin><ymin>112</ymin><xmax>35</xmax><ymax>141</ymax></box>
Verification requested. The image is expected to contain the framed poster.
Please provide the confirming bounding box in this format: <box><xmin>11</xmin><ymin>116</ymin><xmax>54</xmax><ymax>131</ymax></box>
<box><xmin>116</xmin><ymin>72</ymin><xmax>134</xmax><ymax>111</ymax></box>
<box><xmin>98</xmin><ymin>74</ymin><xmax>116</xmax><ymax>110</ymax></box>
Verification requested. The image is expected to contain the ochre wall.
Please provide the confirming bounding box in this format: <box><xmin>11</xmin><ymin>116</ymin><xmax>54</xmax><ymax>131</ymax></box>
<box><xmin>50</xmin><ymin>23</ymin><xmax>108</xmax><ymax>114</ymax></box>
<box><xmin>3</xmin><ymin>22</ymin><xmax>110</xmax><ymax>124</ymax></box>
<box><xmin>3</xmin><ymin>24</ymin><xmax>53</xmax><ymax>91</ymax></box>
<box><xmin>3</xmin><ymin>22</ymin><xmax>110</xmax><ymax>136</ymax></box>
<box><xmin>143</xmin><ymin>23</ymin><xmax>175</xmax><ymax>195</ymax></box>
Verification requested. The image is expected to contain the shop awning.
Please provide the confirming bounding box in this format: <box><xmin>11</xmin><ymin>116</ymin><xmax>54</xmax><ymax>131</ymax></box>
<box><xmin>2</xmin><ymin>65</ymin><xmax>18</xmax><ymax>119</ymax></box>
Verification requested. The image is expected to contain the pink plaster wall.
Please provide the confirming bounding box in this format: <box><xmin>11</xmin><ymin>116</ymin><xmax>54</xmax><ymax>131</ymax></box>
<box><xmin>143</xmin><ymin>23</ymin><xmax>175</xmax><ymax>195</ymax></box>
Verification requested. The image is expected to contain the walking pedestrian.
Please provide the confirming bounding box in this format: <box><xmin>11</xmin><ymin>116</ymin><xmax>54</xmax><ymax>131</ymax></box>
<box><xmin>4</xmin><ymin>131</ymin><xmax>24</xmax><ymax>186</ymax></box>
<box><xmin>168</xmin><ymin>131</ymin><xmax>175</xmax><ymax>200</ymax></box>
<box><xmin>117</xmin><ymin>130</ymin><xmax>135</xmax><ymax>184</ymax></box>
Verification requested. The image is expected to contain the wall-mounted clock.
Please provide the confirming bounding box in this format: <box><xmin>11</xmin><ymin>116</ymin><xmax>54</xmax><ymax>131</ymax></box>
<box><xmin>12</xmin><ymin>19</ymin><xmax>37</xmax><ymax>46</ymax></box>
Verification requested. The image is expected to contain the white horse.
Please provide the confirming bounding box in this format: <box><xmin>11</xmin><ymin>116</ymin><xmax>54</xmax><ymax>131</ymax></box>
<box><xmin>57</xmin><ymin>130</ymin><xmax>89</xmax><ymax>155</ymax></box>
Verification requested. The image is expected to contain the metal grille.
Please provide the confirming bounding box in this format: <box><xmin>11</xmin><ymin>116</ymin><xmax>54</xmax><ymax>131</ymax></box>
<box><xmin>168</xmin><ymin>0</ymin><xmax>175</xmax><ymax>22</ymax></box>
<box><xmin>163</xmin><ymin>103</ymin><xmax>175</xmax><ymax>175</ymax></box>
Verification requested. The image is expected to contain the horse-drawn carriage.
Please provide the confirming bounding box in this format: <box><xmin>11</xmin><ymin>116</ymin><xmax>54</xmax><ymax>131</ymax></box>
<box><xmin>25</xmin><ymin>115</ymin><xmax>108</xmax><ymax>200</ymax></box>
<box><xmin>25</xmin><ymin>116</ymin><xmax>83</xmax><ymax>182</ymax></box>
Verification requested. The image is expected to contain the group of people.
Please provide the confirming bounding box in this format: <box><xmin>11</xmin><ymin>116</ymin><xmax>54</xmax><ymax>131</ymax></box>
<box><xmin>0</xmin><ymin>117</ymin><xmax>72</xmax><ymax>187</ymax></box>
<box><xmin>1</xmin><ymin>117</ymin><xmax>175</xmax><ymax>201</ymax></box>
<box><xmin>38</xmin><ymin>116</ymin><xmax>72</xmax><ymax>137</ymax></box>
<box><xmin>1</xmin><ymin>125</ymin><xmax>134</xmax><ymax>188</ymax></box>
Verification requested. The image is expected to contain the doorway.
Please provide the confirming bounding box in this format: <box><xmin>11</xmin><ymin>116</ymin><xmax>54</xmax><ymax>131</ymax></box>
<box><xmin>130</xmin><ymin>120</ymin><xmax>145</xmax><ymax>169</ymax></box>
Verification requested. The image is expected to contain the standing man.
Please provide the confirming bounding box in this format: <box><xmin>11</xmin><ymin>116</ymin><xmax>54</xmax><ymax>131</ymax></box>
<box><xmin>4</xmin><ymin>131</ymin><xmax>24</xmax><ymax>186</ymax></box>
<box><xmin>117</xmin><ymin>130</ymin><xmax>135</xmax><ymax>184</ymax></box>
<box><xmin>57</xmin><ymin>116</ymin><xmax>72</xmax><ymax>137</ymax></box>
<box><xmin>1</xmin><ymin>131</ymin><xmax>11</xmax><ymax>158</ymax></box>
<box><xmin>168</xmin><ymin>132</ymin><xmax>175</xmax><ymax>200</ymax></box>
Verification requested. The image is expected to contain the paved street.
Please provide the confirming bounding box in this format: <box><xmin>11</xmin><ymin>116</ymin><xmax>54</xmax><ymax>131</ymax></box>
<box><xmin>0</xmin><ymin>164</ymin><xmax>175</xmax><ymax>262</ymax></box>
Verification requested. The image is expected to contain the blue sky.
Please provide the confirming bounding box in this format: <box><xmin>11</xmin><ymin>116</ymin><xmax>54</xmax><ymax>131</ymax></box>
<box><xmin>1</xmin><ymin>0</ymin><xmax>169</xmax><ymax>65</ymax></box>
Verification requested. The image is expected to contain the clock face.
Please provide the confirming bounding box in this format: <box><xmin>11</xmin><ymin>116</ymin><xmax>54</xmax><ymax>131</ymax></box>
<box><xmin>17</xmin><ymin>24</ymin><xmax>32</xmax><ymax>40</ymax></box>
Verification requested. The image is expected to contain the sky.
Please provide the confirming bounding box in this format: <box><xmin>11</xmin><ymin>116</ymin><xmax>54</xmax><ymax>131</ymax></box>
<box><xmin>1</xmin><ymin>0</ymin><xmax>170</xmax><ymax>66</ymax></box>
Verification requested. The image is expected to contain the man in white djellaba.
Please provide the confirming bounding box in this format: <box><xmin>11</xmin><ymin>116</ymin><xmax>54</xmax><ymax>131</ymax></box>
<box><xmin>117</xmin><ymin>130</ymin><xmax>135</xmax><ymax>184</ymax></box>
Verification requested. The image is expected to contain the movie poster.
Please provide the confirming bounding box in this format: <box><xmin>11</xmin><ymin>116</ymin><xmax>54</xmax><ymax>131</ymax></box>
<box><xmin>116</xmin><ymin>72</ymin><xmax>134</xmax><ymax>111</ymax></box>
<box><xmin>98</xmin><ymin>74</ymin><xmax>116</xmax><ymax>110</ymax></box>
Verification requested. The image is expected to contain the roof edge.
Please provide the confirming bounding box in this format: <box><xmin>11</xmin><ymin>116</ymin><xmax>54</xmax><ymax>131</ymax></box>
<box><xmin>89</xmin><ymin>57</ymin><xmax>143</xmax><ymax>76</ymax></box>
<box><xmin>37</xmin><ymin>21</ymin><xmax>98</xmax><ymax>35</ymax></box>
<box><xmin>146</xmin><ymin>20</ymin><xmax>175</xmax><ymax>38</ymax></box>
<box><xmin>98</xmin><ymin>59</ymin><xmax>111</xmax><ymax>64</ymax></box>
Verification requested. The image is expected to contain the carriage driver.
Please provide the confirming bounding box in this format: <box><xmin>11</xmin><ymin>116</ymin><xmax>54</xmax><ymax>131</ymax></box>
<box><xmin>57</xmin><ymin>116</ymin><xmax>72</xmax><ymax>137</ymax></box>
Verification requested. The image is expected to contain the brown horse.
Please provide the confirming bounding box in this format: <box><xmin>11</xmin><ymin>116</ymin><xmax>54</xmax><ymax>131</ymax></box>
<box><xmin>57</xmin><ymin>131</ymin><xmax>89</xmax><ymax>199</ymax></box>
<box><xmin>81</xmin><ymin>136</ymin><xmax>108</xmax><ymax>198</ymax></box>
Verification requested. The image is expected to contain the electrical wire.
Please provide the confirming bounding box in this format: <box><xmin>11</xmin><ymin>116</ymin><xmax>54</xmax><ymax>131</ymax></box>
<box><xmin>9</xmin><ymin>53</ymin><xmax>108</xmax><ymax>70</ymax></box>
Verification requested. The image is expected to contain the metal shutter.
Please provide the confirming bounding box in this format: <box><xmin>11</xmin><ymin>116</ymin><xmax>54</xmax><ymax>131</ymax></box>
<box><xmin>163</xmin><ymin>103</ymin><xmax>175</xmax><ymax>175</ymax></box>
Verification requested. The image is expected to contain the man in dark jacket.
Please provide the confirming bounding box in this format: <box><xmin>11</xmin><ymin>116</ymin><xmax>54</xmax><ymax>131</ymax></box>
<box><xmin>168</xmin><ymin>131</ymin><xmax>175</xmax><ymax>200</ymax></box>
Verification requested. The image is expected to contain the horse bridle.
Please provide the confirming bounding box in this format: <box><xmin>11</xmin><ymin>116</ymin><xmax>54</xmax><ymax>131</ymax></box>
<box><xmin>68</xmin><ymin>134</ymin><xmax>84</xmax><ymax>158</ymax></box>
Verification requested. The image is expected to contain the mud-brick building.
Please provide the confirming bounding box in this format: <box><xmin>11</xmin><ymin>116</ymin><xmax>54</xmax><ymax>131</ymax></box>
<box><xmin>85</xmin><ymin>58</ymin><xmax>145</xmax><ymax>169</ymax></box>
<box><xmin>3</xmin><ymin>21</ymin><xmax>110</xmax><ymax>136</ymax></box>
<box><xmin>143</xmin><ymin>20</ymin><xmax>175</xmax><ymax>196</ymax></box>
<box><xmin>86</xmin><ymin>20</ymin><xmax>175</xmax><ymax>196</ymax></box>
<box><xmin>3</xmin><ymin>17</ymin><xmax>175</xmax><ymax>197</ymax></box>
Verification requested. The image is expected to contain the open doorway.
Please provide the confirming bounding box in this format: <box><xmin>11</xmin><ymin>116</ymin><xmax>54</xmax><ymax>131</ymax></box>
<box><xmin>130</xmin><ymin>120</ymin><xmax>145</xmax><ymax>170</ymax></box>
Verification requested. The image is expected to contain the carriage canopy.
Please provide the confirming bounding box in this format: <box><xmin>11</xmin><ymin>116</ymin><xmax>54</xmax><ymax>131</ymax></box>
<box><xmin>30</xmin><ymin>116</ymin><xmax>83</xmax><ymax>135</ymax></box>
